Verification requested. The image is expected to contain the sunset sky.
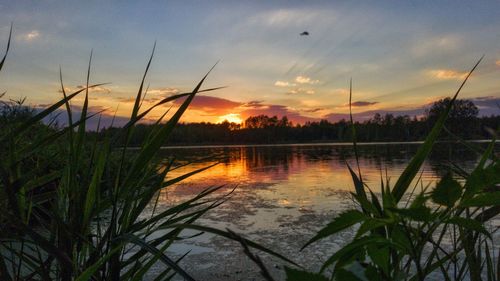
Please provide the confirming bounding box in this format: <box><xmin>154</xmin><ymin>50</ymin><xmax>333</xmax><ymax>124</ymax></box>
<box><xmin>0</xmin><ymin>1</ymin><xmax>499</xmax><ymax>126</ymax></box>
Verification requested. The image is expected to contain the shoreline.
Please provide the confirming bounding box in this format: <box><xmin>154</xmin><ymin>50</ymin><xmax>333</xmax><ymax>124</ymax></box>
<box><xmin>121</xmin><ymin>139</ymin><xmax>496</xmax><ymax>150</ymax></box>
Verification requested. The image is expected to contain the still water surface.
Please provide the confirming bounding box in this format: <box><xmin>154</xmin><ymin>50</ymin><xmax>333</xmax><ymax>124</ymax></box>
<box><xmin>160</xmin><ymin>142</ymin><xmax>481</xmax><ymax>210</ymax></box>
<box><xmin>149</xmin><ymin>142</ymin><xmax>494</xmax><ymax>280</ymax></box>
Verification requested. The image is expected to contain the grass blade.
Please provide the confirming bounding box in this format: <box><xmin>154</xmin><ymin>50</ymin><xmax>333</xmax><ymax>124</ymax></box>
<box><xmin>392</xmin><ymin>56</ymin><xmax>483</xmax><ymax>201</ymax></box>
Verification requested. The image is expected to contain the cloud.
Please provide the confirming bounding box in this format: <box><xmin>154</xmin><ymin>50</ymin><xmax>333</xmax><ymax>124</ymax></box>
<box><xmin>295</xmin><ymin>76</ymin><xmax>319</xmax><ymax>84</ymax></box>
<box><xmin>242</xmin><ymin>100</ymin><xmax>267</xmax><ymax>109</ymax></box>
<box><xmin>240</xmin><ymin>104</ymin><xmax>317</xmax><ymax>124</ymax></box>
<box><xmin>350</xmin><ymin>101</ymin><xmax>379</xmax><ymax>107</ymax></box>
<box><xmin>19</xmin><ymin>30</ymin><xmax>40</xmax><ymax>41</ymax></box>
<box><xmin>174</xmin><ymin>95</ymin><xmax>242</xmax><ymax>115</ymax></box>
<box><xmin>412</xmin><ymin>34</ymin><xmax>462</xmax><ymax>57</ymax></box>
<box><xmin>287</xmin><ymin>88</ymin><xmax>315</xmax><ymax>95</ymax></box>
<box><xmin>470</xmin><ymin>96</ymin><xmax>500</xmax><ymax>116</ymax></box>
<box><xmin>428</xmin><ymin>69</ymin><xmax>468</xmax><ymax>80</ymax></box>
<box><xmin>304</xmin><ymin>108</ymin><xmax>324</xmax><ymax>113</ymax></box>
<box><xmin>37</xmin><ymin>104</ymin><xmax>129</xmax><ymax>130</ymax></box>
<box><xmin>57</xmin><ymin>87</ymin><xmax>73</xmax><ymax>93</ymax></box>
<box><xmin>246</xmin><ymin>9</ymin><xmax>331</xmax><ymax>28</ymax></box>
<box><xmin>325</xmin><ymin>96</ymin><xmax>499</xmax><ymax>123</ymax></box>
<box><xmin>75</xmin><ymin>85</ymin><xmax>112</xmax><ymax>94</ymax></box>
<box><xmin>147</xmin><ymin>87</ymin><xmax>179</xmax><ymax>96</ymax></box>
<box><xmin>57</xmin><ymin>85</ymin><xmax>112</xmax><ymax>95</ymax></box>
<box><xmin>274</xmin><ymin>81</ymin><xmax>296</xmax><ymax>87</ymax></box>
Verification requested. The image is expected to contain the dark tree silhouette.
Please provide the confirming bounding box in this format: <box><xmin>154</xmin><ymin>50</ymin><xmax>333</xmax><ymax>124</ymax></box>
<box><xmin>426</xmin><ymin>98</ymin><xmax>479</xmax><ymax>138</ymax></box>
<box><xmin>91</xmin><ymin>99</ymin><xmax>498</xmax><ymax>146</ymax></box>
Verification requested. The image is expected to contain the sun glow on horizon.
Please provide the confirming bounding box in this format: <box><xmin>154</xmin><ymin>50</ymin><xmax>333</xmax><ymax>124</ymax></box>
<box><xmin>217</xmin><ymin>113</ymin><xmax>243</xmax><ymax>124</ymax></box>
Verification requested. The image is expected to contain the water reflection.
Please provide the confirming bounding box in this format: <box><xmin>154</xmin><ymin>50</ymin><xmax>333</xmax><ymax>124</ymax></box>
<box><xmin>158</xmin><ymin>143</ymin><xmax>489</xmax><ymax>211</ymax></box>
<box><xmin>151</xmin><ymin>143</ymin><xmax>496</xmax><ymax>279</ymax></box>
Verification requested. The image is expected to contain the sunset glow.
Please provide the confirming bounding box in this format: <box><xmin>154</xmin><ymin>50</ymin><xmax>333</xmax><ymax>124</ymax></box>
<box><xmin>0</xmin><ymin>1</ymin><xmax>498</xmax><ymax>128</ymax></box>
<box><xmin>217</xmin><ymin>113</ymin><xmax>243</xmax><ymax>124</ymax></box>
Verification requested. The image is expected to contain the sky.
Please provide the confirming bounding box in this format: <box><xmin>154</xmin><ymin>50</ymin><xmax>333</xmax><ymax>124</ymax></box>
<box><xmin>0</xmin><ymin>0</ymin><xmax>499</xmax><ymax>127</ymax></box>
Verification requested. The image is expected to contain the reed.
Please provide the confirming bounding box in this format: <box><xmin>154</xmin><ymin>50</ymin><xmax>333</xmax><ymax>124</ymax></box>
<box><xmin>0</xmin><ymin>27</ymin><xmax>292</xmax><ymax>281</ymax></box>
<box><xmin>280</xmin><ymin>57</ymin><xmax>500</xmax><ymax>281</ymax></box>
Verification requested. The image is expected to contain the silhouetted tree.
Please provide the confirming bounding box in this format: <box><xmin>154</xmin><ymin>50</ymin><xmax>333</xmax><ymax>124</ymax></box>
<box><xmin>426</xmin><ymin>98</ymin><xmax>479</xmax><ymax>138</ymax></box>
<box><xmin>95</xmin><ymin>100</ymin><xmax>498</xmax><ymax>145</ymax></box>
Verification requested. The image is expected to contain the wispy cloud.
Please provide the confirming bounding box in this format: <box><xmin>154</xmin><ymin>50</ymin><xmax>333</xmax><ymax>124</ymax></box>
<box><xmin>304</xmin><ymin>108</ymin><xmax>324</xmax><ymax>113</ymax></box>
<box><xmin>58</xmin><ymin>85</ymin><xmax>112</xmax><ymax>94</ymax></box>
<box><xmin>412</xmin><ymin>34</ymin><xmax>462</xmax><ymax>57</ymax></box>
<box><xmin>350</xmin><ymin>101</ymin><xmax>378</xmax><ymax>107</ymax></box>
<box><xmin>274</xmin><ymin>81</ymin><xmax>295</xmax><ymax>87</ymax></box>
<box><xmin>174</xmin><ymin>95</ymin><xmax>242</xmax><ymax>115</ymax></box>
<box><xmin>57</xmin><ymin>87</ymin><xmax>73</xmax><ymax>93</ymax></box>
<box><xmin>19</xmin><ymin>30</ymin><xmax>40</xmax><ymax>41</ymax></box>
<box><xmin>76</xmin><ymin>85</ymin><xmax>112</xmax><ymax>94</ymax></box>
<box><xmin>246</xmin><ymin>8</ymin><xmax>333</xmax><ymax>28</ymax></box>
<box><xmin>147</xmin><ymin>87</ymin><xmax>179</xmax><ymax>96</ymax></box>
<box><xmin>242</xmin><ymin>100</ymin><xmax>267</xmax><ymax>109</ymax></box>
<box><xmin>295</xmin><ymin>76</ymin><xmax>319</xmax><ymax>84</ymax></box>
<box><xmin>287</xmin><ymin>88</ymin><xmax>314</xmax><ymax>95</ymax></box>
<box><xmin>428</xmin><ymin>69</ymin><xmax>468</xmax><ymax>80</ymax></box>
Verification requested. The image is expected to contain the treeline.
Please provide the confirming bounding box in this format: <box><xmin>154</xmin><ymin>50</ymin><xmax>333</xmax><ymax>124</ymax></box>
<box><xmin>98</xmin><ymin>98</ymin><xmax>499</xmax><ymax>146</ymax></box>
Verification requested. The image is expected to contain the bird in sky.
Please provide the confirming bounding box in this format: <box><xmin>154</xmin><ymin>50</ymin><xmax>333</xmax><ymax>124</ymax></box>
<box><xmin>300</xmin><ymin>31</ymin><xmax>309</xmax><ymax>36</ymax></box>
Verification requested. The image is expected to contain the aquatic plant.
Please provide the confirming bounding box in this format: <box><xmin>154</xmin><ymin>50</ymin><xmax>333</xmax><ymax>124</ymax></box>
<box><xmin>0</xmin><ymin>26</ymin><xmax>292</xmax><ymax>281</ymax></box>
<box><xmin>283</xmin><ymin>57</ymin><xmax>500</xmax><ymax>281</ymax></box>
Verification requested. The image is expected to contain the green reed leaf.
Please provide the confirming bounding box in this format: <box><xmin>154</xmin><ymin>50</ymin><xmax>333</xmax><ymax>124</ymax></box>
<box><xmin>431</xmin><ymin>174</ymin><xmax>462</xmax><ymax>207</ymax></box>
<box><xmin>302</xmin><ymin>210</ymin><xmax>366</xmax><ymax>250</ymax></box>
<box><xmin>391</xmin><ymin>56</ymin><xmax>483</xmax><ymax>202</ymax></box>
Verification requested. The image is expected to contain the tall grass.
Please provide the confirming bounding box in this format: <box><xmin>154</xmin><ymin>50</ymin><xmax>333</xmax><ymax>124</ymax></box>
<box><xmin>277</xmin><ymin>57</ymin><xmax>500</xmax><ymax>281</ymax></box>
<box><xmin>2</xmin><ymin>25</ymin><xmax>498</xmax><ymax>281</ymax></box>
<box><xmin>0</xmin><ymin>27</ymin><xmax>293</xmax><ymax>281</ymax></box>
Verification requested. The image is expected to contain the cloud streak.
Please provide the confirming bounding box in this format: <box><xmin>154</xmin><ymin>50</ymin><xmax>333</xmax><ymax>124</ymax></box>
<box><xmin>350</xmin><ymin>101</ymin><xmax>379</xmax><ymax>107</ymax></box>
<box><xmin>76</xmin><ymin>85</ymin><xmax>112</xmax><ymax>94</ymax></box>
<box><xmin>295</xmin><ymin>76</ymin><xmax>319</xmax><ymax>84</ymax></box>
<box><xmin>428</xmin><ymin>69</ymin><xmax>468</xmax><ymax>80</ymax></box>
<box><xmin>287</xmin><ymin>88</ymin><xmax>314</xmax><ymax>95</ymax></box>
<box><xmin>174</xmin><ymin>95</ymin><xmax>243</xmax><ymax>116</ymax></box>
<box><xmin>18</xmin><ymin>30</ymin><xmax>40</xmax><ymax>41</ymax></box>
<box><xmin>274</xmin><ymin>81</ymin><xmax>296</xmax><ymax>87</ymax></box>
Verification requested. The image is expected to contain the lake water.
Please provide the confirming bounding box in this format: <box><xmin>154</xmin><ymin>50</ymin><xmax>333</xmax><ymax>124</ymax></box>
<box><xmin>146</xmin><ymin>142</ymin><xmax>496</xmax><ymax>281</ymax></box>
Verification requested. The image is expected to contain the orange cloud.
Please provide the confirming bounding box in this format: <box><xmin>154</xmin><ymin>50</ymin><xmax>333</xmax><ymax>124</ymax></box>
<box><xmin>428</xmin><ymin>69</ymin><xmax>468</xmax><ymax>80</ymax></box>
<box><xmin>76</xmin><ymin>85</ymin><xmax>112</xmax><ymax>94</ymax></box>
<box><xmin>174</xmin><ymin>95</ymin><xmax>243</xmax><ymax>116</ymax></box>
<box><xmin>287</xmin><ymin>88</ymin><xmax>314</xmax><ymax>95</ymax></box>
<box><xmin>147</xmin><ymin>87</ymin><xmax>179</xmax><ymax>96</ymax></box>
<box><xmin>295</xmin><ymin>75</ymin><xmax>319</xmax><ymax>84</ymax></box>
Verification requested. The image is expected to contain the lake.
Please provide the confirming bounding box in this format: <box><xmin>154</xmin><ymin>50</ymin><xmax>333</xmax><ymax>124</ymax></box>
<box><xmin>145</xmin><ymin>142</ymin><xmax>496</xmax><ymax>281</ymax></box>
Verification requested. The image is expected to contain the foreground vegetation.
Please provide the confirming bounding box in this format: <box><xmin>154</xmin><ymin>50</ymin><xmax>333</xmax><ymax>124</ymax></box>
<box><xmin>247</xmin><ymin>59</ymin><xmax>499</xmax><ymax>281</ymax></box>
<box><xmin>0</xmin><ymin>28</ymin><xmax>292</xmax><ymax>280</ymax></box>
<box><xmin>1</xmin><ymin>28</ymin><xmax>499</xmax><ymax>281</ymax></box>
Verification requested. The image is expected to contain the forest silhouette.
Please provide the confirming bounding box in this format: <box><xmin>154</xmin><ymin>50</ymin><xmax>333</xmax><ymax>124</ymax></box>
<box><xmin>95</xmin><ymin>98</ymin><xmax>499</xmax><ymax>146</ymax></box>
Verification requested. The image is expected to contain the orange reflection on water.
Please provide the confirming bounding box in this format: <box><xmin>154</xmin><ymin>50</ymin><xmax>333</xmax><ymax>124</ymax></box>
<box><xmin>159</xmin><ymin>144</ymin><xmax>456</xmax><ymax>210</ymax></box>
<box><xmin>158</xmin><ymin>143</ymin><xmax>482</xmax><ymax>211</ymax></box>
